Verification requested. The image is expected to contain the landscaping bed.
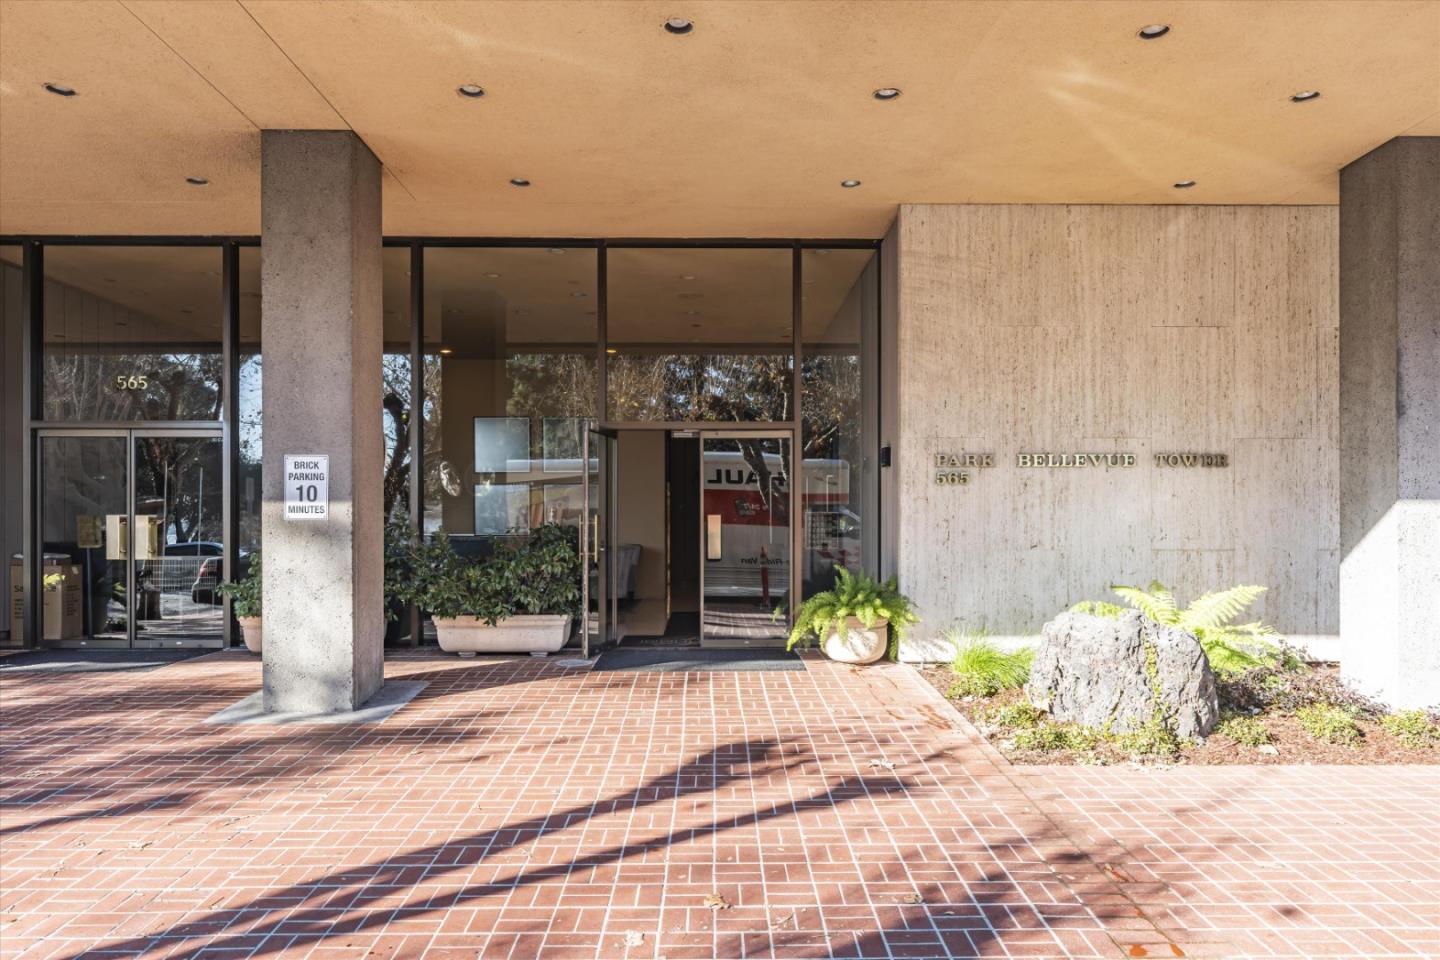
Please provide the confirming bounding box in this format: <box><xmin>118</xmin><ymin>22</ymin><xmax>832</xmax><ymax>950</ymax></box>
<box><xmin>921</xmin><ymin>662</ymin><xmax>1439</xmax><ymax>765</ymax></box>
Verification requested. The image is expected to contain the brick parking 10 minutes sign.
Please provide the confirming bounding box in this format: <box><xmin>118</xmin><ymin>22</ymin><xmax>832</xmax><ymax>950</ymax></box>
<box><xmin>284</xmin><ymin>455</ymin><xmax>329</xmax><ymax>520</ymax></box>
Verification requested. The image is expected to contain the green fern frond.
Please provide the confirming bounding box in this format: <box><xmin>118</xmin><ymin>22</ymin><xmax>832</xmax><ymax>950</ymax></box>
<box><xmin>1179</xmin><ymin>585</ymin><xmax>1265</xmax><ymax>634</ymax></box>
<box><xmin>1112</xmin><ymin>583</ymin><xmax>1179</xmax><ymax>624</ymax></box>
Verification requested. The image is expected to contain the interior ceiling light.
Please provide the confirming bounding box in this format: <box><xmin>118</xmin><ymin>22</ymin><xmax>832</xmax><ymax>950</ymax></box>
<box><xmin>485</xmin><ymin>272</ymin><xmax>501</xmax><ymax>278</ymax></box>
<box><xmin>571</xmin><ymin>291</ymin><xmax>588</xmax><ymax>298</ymax></box>
<box><xmin>1137</xmin><ymin>24</ymin><xmax>1170</xmax><ymax>39</ymax></box>
<box><xmin>664</xmin><ymin>18</ymin><xmax>694</xmax><ymax>35</ymax></box>
<box><xmin>548</xmin><ymin>248</ymin><xmax>566</xmax><ymax>255</ymax></box>
<box><xmin>439</xmin><ymin>347</ymin><xmax>453</xmax><ymax>355</ymax></box>
<box><xmin>186</xmin><ymin>176</ymin><xmax>209</xmax><ymax>186</ymax></box>
<box><xmin>43</xmin><ymin>81</ymin><xmax>77</xmax><ymax>97</ymax></box>
<box><xmin>457</xmin><ymin>83</ymin><xmax>485</xmax><ymax>98</ymax></box>
<box><xmin>680</xmin><ymin>274</ymin><xmax>697</xmax><ymax>280</ymax></box>
<box><xmin>873</xmin><ymin>87</ymin><xmax>901</xmax><ymax>101</ymax></box>
<box><xmin>841</xmin><ymin>179</ymin><xmax>861</xmax><ymax>188</ymax></box>
<box><xmin>509</xmin><ymin>178</ymin><xmax>530</xmax><ymax>187</ymax></box>
<box><xmin>1173</xmin><ymin>179</ymin><xmax>1197</xmax><ymax>189</ymax></box>
<box><xmin>606</xmin><ymin>347</ymin><xmax>618</xmax><ymax>354</ymax></box>
<box><xmin>1291</xmin><ymin>90</ymin><xmax>1321</xmax><ymax>102</ymax></box>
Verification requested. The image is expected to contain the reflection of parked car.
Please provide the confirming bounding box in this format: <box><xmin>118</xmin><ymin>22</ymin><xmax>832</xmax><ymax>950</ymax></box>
<box><xmin>164</xmin><ymin>541</ymin><xmax>224</xmax><ymax>557</ymax></box>
<box><xmin>192</xmin><ymin>551</ymin><xmax>250</xmax><ymax>605</ymax></box>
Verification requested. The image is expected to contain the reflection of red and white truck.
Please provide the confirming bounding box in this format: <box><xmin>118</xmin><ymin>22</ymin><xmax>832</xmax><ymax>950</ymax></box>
<box><xmin>702</xmin><ymin>451</ymin><xmax>858</xmax><ymax>598</ymax></box>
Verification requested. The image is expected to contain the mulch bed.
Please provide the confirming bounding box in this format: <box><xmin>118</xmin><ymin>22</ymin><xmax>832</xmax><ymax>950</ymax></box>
<box><xmin>918</xmin><ymin>664</ymin><xmax>1440</xmax><ymax>766</ymax></box>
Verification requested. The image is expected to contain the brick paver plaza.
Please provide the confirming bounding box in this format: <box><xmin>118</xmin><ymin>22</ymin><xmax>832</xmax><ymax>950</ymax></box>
<box><xmin>2</xmin><ymin>653</ymin><xmax>1437</xmax><ymax>959</ymax></box>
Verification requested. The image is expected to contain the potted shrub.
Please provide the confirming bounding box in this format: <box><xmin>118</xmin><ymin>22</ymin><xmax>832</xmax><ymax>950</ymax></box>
<box><xmin>399</xmin><ymin>524</ymin><xmax>581</xmax><ymax>656</ymax></box>
<box><xmin>786</xmin><ymin>566</ymin><xmax>919</xmax><ymax>664</ymax></box>
<box><xmin>219</xmin><ymin>552</ymin><xmax>262</xmax><ymax>654</ymax></box>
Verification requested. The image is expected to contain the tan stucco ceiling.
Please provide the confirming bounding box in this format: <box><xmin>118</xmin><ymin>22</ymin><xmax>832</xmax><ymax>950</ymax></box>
<box><xmin>2</xmin><ymin>0</ymin><xmax>1437</xmax><ymax>239</ymax></box>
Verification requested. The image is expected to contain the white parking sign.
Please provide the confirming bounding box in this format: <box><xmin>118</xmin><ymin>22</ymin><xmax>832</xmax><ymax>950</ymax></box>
<box><xmin>284</xmin><ymin>455</ymin><xmax>329</xmax><ymax>520</ymax></box>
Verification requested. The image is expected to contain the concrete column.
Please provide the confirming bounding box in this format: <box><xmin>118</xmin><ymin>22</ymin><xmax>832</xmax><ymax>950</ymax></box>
<box><xmin>1339</xmin><ymin>137</ymin><xmax>1440</xmax><ymax>709</ymax></box>
<box><xmin>260</xmin><ymin>131</ymin><xmax>384</xmax><ymax>714</ymax></box>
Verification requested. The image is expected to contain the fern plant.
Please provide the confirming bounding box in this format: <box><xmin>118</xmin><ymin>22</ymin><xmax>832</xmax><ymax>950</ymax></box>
<box><xmin>1071</xmin><ymin>581</ymin><xmax>1285</xmax><ymax>675</ymax></box>
<box><xmin>787</xmin><ymin>566</ymin><xmax>919</xmax><ymax>660</ymax></box>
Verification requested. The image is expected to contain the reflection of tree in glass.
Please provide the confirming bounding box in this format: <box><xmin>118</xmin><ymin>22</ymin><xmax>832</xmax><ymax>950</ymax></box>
<box><xmin>43</xmin><ymin>352</ymin><xmax>222</xmax><ymax>421</ymax></box>
<box><xmin>133</xmin><ymin>437</ymin><xmax>222</xmax><ymax>544</ymax></box>
<box><xmin>607</xmin><ymin>354</ymin><xmax>792</xmax><ymax>422</ymax></box>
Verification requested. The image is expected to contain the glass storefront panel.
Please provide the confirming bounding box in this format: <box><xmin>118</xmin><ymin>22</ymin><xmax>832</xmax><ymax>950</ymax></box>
<box><xmin>41</xmin><ymin>246</ymin><xmax>222</xmax><ymax>422</ymax></box>
<box><xmin>382</xmin><ymin>247</ymin><xmax>414</xmax><ymax>525</ymax></box>
<box><xmin>2</xmin><ymin>246</ymin><xmax>22</xmax><ymax>643</ymax></box>
<box><xmin>607</xmin><ymin>248</ymin><xmax>792</xmax><ymax>422</ymax></box>
<box><xmin>38</xmin><ymin>436</ymin><xmax>128</xmax><ymax>643</ymax></box>
<box><xmin>701</xmin><ymin>434</ymin><xmax>792</xmax><ymax>642</ymax></box>
<box><xmin>132</xmin><ymin>435</ymin><xmax>225</xmax><ymax>645</ymax></box>
<box><xmin>422</xmin><ymin>247</ymin><xmax>598</xmax><ymax>539</ymax></box>
<box><xmin>801</xmin><ymin>248</ymin><xmax>878</xmax><ymax>595</ymax></box>
<box><xmin>238</xmin><ymin>248</ymin><xmax>262</xmax><ymax>568</ymax></box>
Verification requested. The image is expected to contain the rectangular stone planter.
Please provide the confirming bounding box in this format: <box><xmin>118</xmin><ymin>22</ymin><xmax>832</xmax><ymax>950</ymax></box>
<box><xmin>433</xmin><ymin>614</ymin><xmax>573</xmax><ymax>656</ymax></box>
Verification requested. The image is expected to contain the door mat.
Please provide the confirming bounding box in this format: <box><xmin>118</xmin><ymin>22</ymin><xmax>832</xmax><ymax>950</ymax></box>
<box><xmin>0</xmin><ymin>648</ymin><xmax>215</xmax><ymax>674</ymax></box>
<box><xmin>592</xmin><ymin>647</ymin><xmax>804</xmax><ymax>672</ymax></box>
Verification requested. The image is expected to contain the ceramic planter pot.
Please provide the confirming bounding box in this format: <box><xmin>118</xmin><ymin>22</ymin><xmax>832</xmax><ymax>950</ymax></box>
<box><xmin>434</xmin><ymin>614</ymin><xmax>573</xmax><ymax>657</ymax></box>
<box><xmin>237</xmin><ymin>616</ymin><xmax>262</xmax><ymax>654</ymax></box>
<box><xmin>820</xmin><ymin>617</ymin><xmax>889</xmax><ymax>664</ymax></box>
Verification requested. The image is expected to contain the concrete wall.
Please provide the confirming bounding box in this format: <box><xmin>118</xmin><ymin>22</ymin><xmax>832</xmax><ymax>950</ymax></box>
<box><xmin>1339</xmin><ymin>137</ymin><xmax>1440</xmax><ymax>707</ymax></box>
<box><xmin>895</xmin><ymin>204</ymin><xmax>1339</xmax><ymax>655</ymax></box>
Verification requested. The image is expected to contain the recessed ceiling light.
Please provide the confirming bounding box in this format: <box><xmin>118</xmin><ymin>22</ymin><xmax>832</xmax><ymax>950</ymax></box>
<box><xmin>606</xmin><ymin>347</ymin><xmax>618</xmax><ymax>354</ymax></box>
<box><xmin>186</xmin><ymin>176</ymin><xmax>209</xmax><ymax>186</ymax></box>
<box><xmin>680</xmin><ymin>274</ymin><xmax>697</xmax><ymax>280</ymax></box>
<box><xmin>663</xmin><ymin>18</ymin><xmax>694</xmax><ymax>35</ymax></box>
<box><xmin>439</xmin><ymin>347</ymin><xmax>453</xmax><ymax>355</ymax></box>
<box><xmin>457</xmin><ymin>84</ymin><xmax>485</xmax><ymax>98</ymax></box>
<box><xmin>485</xmin><ymin>272</ymin><xmax>501</xmax><ymax>278</ymax></box>
<box><xmin>1137</xmin><ymin>24</ymin><xmax>1170</xmax><ymax>39</ymax></box>
<box><xmin>1291</xmin><ymin>90</ymin><xmax>1321</xmax><ymax>103</ymax></box>
<box><xmin>873</xmin><ymin>87</ymin><xmax>901</xmax><ymax>101</ymax></box>
<box><xmin>1173</xmin><ymin>179</ymin><xmax>1197</xmax><ymax>189</ymax></box>
<box><xmin>841</xmin><ymin>179</ymin><xmax>861</xmax><ymax>188</ymax></box>
<box><xmin>548</xmin><ymin>248</ymin><xmax>566</xmax><ymax>255</ymax></box>
<box><xmin>685</xmin><ymin>310</ymin><xmax>700</xmax><ymax>316</ymax></box>
<box><xmin>509</xmin><ymin>178</ymin><xmax>530</xmax><ymax>187</ymax></box>
<box><xmin>43</xmin><ymin>82</ymin><xmax>77</xmax><ymax>97</ymax></box>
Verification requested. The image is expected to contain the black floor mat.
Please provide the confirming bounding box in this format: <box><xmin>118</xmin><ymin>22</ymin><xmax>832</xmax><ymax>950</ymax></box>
<box><xmin>0</xmin><ymin>648</ymin><xmax>216</xmax><ymax>674</ymax></box>
<box><xmin>592</xmin><ymin>647</ymin><xmax>803</xmax><ymax>672</ymax></box>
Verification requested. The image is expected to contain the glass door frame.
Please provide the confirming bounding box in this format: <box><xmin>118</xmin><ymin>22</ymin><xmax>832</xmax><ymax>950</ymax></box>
<box><xmin>580</xmin><ymin>423</ymin><xmax>619</xmax><ymax>658</ymax></box>
<box><xmin>34</xmin><ymin>426</ymin><xmax>227</xmax><ymax>649</ymax></box>
<box><xmin>696</xmin><ymin>427</ymin><xmax>799</xmax><ymax>644</ymax></box>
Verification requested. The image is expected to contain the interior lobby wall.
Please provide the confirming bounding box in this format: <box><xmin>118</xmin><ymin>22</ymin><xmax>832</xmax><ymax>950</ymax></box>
<box><xmin>895</xmin><ymin>204</ymin><xmax>1340</xmax><ymax>651</ymax></box>
<box><xmin>617</xmin><ymin>430</ymin><xmax>666</xmax><ymax>602</ymax></box>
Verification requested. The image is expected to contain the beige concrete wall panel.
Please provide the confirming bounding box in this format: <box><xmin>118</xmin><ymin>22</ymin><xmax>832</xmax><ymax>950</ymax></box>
<box><xmin>1148</xmin><ymin>549</ymin><xmax>1237</xmax><ymax>604</ymax></box>
<box><xmin>1234</xmin><ymin>207</ymin><xmax>1332</xmax><ymax>439</ymax></box>
<box><xmin>899</xmin><ymin>204</ymin><xmax>1338</xmax><ymax>637</ymax></box>
<box><xmin>1150</xmin><ymin>206</ymin><xmax>1238</xmax><ymax>327</ymax></box>
<box><xmin>1149</xmin><ymin>327</ymin><xmax>1235</xmax><ymax>447</ymax></box>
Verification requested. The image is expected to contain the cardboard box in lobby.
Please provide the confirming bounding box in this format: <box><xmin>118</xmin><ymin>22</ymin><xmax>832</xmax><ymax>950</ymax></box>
<box><xmin>9</xmin><ymin>555</ymin><xmax>84</xmax><ymax>641</ymax></box>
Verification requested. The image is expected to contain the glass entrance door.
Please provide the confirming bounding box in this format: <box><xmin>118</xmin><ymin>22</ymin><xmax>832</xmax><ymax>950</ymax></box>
<box><xmin>35</xmin><ymin>430</ymin><xmax>224</xmax><ymax>648</ymax></box>
<box><xmin>37</xmin><ymin>435</ymin><xmax>129</xmax><ymax>646</ymax></box>
<box><xmin>131</xmin><ymin>434</ymin><xmax>225</xmax><ymax>647</ymax></box>
<box><xmin>582</xmin><ymin>426</ymin><xmax>620</xmax><ymax>657</ymax></box>
<box><xmin>699</xmin><ymin>432</ymin><xmax>793</xmax><ymax>646</ymax></box>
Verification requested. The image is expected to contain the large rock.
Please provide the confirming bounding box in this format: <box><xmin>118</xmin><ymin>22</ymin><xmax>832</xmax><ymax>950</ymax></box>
<box><xmin>1026</xmin><ymin>610</ymin><xmax>1219</xmax><ymax>739</ymax></box>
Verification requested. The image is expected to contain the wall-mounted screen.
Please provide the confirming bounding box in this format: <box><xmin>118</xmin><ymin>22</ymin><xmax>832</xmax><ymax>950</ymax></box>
<box><xmin>474</xmin><ymin>417</ymin><xmax>530</xmax><ymax>473</ymax></box>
